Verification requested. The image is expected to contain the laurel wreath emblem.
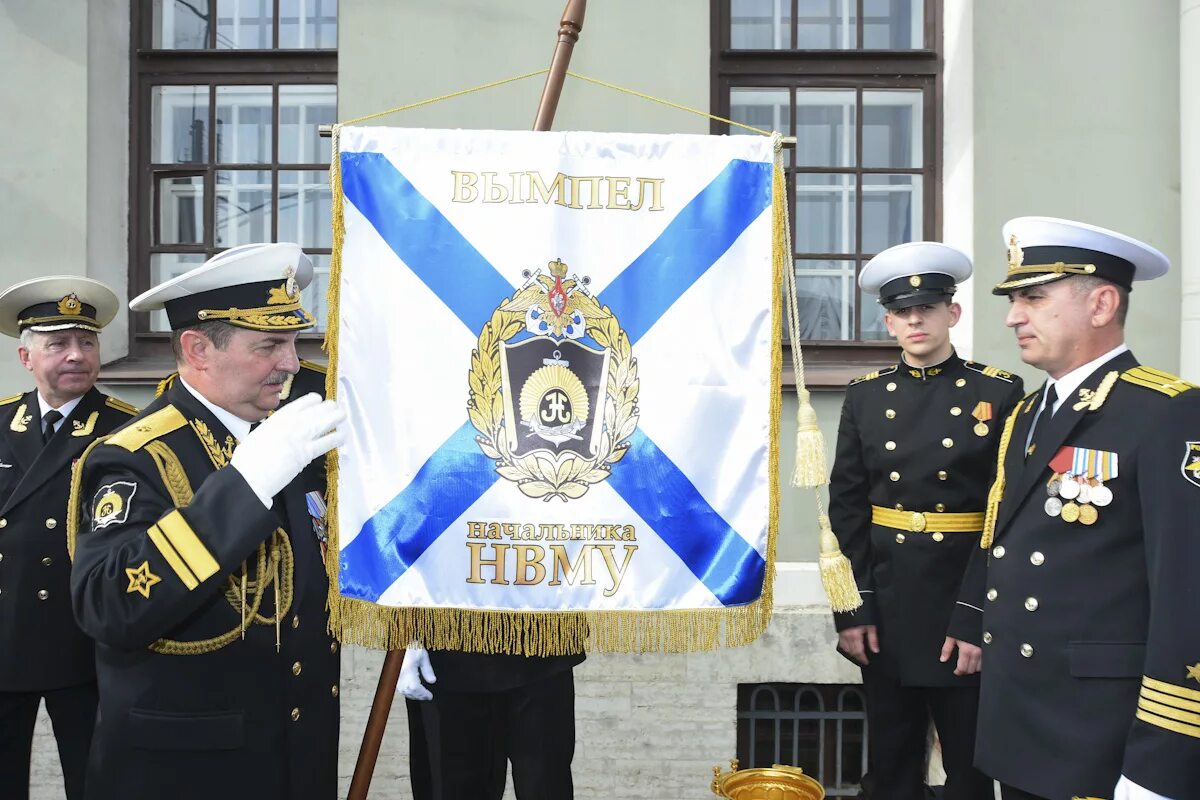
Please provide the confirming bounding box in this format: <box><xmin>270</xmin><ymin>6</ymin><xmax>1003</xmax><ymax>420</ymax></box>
<box><xmin>468</xmin><ymin>290</ymin><xmax>640</xmax><ymax>502</ymax></box>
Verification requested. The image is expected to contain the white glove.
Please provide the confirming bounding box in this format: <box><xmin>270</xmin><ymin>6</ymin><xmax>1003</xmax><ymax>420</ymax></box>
<box><xmin>1115</xmin><ymin>775</ymin><xmax>1173</xmax><ymax>800</ymax></box>
<box><xmin>397</xmin><ymin>647</ymin><xmax>436</xmax><ymax>702</ymax></box>
<box><xmin>230</xmin><ymin>393</ymin><xmax>346</xmax><ymax>508</ymax></box>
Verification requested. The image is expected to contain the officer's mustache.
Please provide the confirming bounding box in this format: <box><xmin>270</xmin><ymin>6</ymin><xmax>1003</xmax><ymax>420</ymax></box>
<box><xmin>264</xmin><ymin>371</ymin><xmax>292</xmax><ymax>386</ymax></box>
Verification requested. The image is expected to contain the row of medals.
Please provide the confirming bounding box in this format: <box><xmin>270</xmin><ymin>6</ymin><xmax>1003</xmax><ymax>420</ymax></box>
<box><xmin>1045</xmin><ymin>474</ymin><xmax>1112</xmax><ymax>525</ymax></box>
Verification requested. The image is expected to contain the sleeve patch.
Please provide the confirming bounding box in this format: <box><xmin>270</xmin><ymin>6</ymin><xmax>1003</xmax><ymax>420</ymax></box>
<box><xmin>1183</xmin><ymin>442</ymin><xmax>1200</xmax><ymax>489</ymax></box>
<box><xmin>92</xmin><ymin>481</ymin><xmax>137</xmax><ymax>529</ymax></box>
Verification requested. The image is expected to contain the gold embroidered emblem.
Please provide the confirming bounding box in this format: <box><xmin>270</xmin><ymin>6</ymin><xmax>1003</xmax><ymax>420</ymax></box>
<box><xmin>1186</xmin><ymin>663</ymin><xmax>1200</xmax><ymax>683</ymax></box>
<box><xmin>71</xmin><ymin>411</ymin><xmax>99</xmax><ymax>437</ymax></box>
<box><xmin>1072</xmin><ymin>371</ymin><xmax>1120</xmax><ymax>412</ymax></box>
<box><xmin>1007</xmin><ymin>234</ymin><xmax>1024</xmax><ymax>271</ymax></box>
<box><xmin>9</xmin><ymin>403</ymin><xmax>32</xmax><ymax>432</ymax></box>
<box><xmin>57</xmin><ymin>294</ymin><xmax>83</xmax><ymax>316</ymax></box>
<box><xmin>191</xmin><ymin>420</ymin><xmax>236</xmax><ymax>468</ymax></box>
<box><xmin>125</xmin><ymin>561</ymin><xmax>161</xmax><ymax>599</ymax></box>
<box><xmin>908</xmin><ymin>275</ymin><xmax>921</xmax><ymax>287</ymax></box>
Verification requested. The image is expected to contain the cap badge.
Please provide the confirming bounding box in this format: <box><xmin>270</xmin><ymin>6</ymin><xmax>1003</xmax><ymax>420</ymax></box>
<box><xmin>908</xmin><ymin>275</ymin><xmax>922</xmax><ymax>287</ymax></box>
<box><xmin>57</xmin><ymin>294</ymin><xmax>83</xmax><ymax>316</ymax></box>
<box><xmin>268</xmin><ymin>266</ymin><xmax>301</xmax><ymax>306</ymax></box>
<box><xmin>1007</xmin><ymin>234</ymin><xmax>1025</xmax><ymax>271</ymax></box>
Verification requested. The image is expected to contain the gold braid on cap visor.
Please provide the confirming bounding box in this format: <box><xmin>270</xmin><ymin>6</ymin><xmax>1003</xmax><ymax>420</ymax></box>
<box><xmin>994</xmin><ymin>235</ymin><xmax>1099</xmax><ymax>290</ymax></box>
<box><xmin>18</xmin><ymin>314</ymin><xmax>102</xmax><ymax>330</ymax></box>
<box><xmin>195</xmin><ymin>301</ymin><xmax>316</xmax><ymax>331</ymax></box>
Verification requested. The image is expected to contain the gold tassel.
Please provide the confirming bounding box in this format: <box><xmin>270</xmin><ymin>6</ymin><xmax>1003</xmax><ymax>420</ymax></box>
<box><xmin>791</xmin><ymin>388</ymin><xmax>828</xmax><ymax>488</ymax></box>
<box><xmin>980</xmin><ymin>400</ymin><xmax>1022</xmax><ymax>550</ymax></box>
<box><xmin>817</xmin><ymin>513</ymin><xmax>861</xmax><ymax>612</ymax></box>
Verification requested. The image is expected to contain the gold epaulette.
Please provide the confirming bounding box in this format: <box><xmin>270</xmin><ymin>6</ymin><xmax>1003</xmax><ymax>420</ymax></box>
<box><xmin>964</xmin><ymin>361</ymin><xmax>1017</xmax><ymax>383</ymax></box>
<box><xmin>154</xmin><ymin>373</ymin><xmax>179</xmax><ymax>399</ymax></box>
<box><xmin>1120</xmin><ymin>366</ymin><xmax>1197</xmax><ymax>398</ymax></box>
<box><xmin>105</xmin><ymin>396</ymin><xmax>139</xmax><ymax>416</ymax></box>
<box><xmin>0</xmin><ymin>393</ymin><xmax>23</xmax><ymax>406</ymax></box>
<box><xmin>299</xmin><ymin>359</ymin><xmax>328</xmax><ymax>374</ymax></box>
<box><xmin>848</xmin><ymin>364</ymin><xmax>897</xmax><ymax>386</ymax></box>
<box><xmin>106</xmin><ymin>405</ymin><xmax>188</xmax><ymax>452</ymax></box>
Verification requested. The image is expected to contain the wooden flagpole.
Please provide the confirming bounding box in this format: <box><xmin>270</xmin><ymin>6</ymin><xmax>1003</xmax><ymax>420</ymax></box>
<box><xmin>344</xmin><ymin>2</ymin><xmax>586</xmax><ymax>796</ymax></box>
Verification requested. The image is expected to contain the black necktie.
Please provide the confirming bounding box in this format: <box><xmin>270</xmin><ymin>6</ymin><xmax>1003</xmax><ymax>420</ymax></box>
<box><xmin>1025</xmin><ymin>384</ymin><xmax>1057</xmax><ymax>458</ymax></box>
<box><xmin>41</xmin><ymin>410</ymin><xmax>63</xmax><ymax>445</ymax></box>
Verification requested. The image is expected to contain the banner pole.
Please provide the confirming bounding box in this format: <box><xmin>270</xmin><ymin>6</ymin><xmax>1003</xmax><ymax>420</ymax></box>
<box><xmin>533</xmin><ymin>0</ymin><xmax>586</xmax><ymax>131</ymax></box>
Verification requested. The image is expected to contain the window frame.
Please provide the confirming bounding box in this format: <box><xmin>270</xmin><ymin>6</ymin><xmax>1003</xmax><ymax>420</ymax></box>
<box><xmin>711</xmin><ymin>0</ymin><xmax>943</xmax><ymax>387</ymax></box>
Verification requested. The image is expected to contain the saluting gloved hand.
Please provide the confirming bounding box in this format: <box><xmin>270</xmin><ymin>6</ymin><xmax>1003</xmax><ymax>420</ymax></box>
<box><xmin>230</xmin><ymin>392</ymin><xmax>346</xmax><ymax>507</ymax></box>
<box><xmin>398</xmin><ymin>647</ymin><xmax>437</xmax><ymax>702</ymax></box>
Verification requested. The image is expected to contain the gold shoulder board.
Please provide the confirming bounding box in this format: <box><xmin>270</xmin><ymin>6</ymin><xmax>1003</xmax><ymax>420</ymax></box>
<box><xmin>0</xmin><ymin>393</ymin><xmax>23</xmax><ymax>406</ymax></box>
<box><xmin>964</xmin><ymin>361</ymin><xmax>1017</xmax><ymax>383</ymax></box>
<box><xmin>107</xmin><ymin>405</ymin><xmax>188</xmax><ymax>452</ymax></box>
<box><xmin>1120</xmin><ymin>366</ymin><xmax>1198</xmax><ymax>398</ymax></box>
<box><xmin>154</xmin><ymin>373</ymin><xmax>179</xmax><ymax>399</ymax></box>
<box><xmin>848</xmin><ymin>364</ymin><xmax>897</xmax><ymax>386</ymax></box>
<box><xmin>299</xmin><ymin>359</ymin><xmax>328</xmax><ymax>375</ymax></box>
<box><xmin>105</xmin><ymin>396</ymin><xmax>140</xmax><ymax>416</ymax></box>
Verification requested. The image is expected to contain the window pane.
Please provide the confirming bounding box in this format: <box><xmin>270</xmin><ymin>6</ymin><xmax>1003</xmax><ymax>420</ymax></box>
<box><xmin>795</xmin><ymin>90</ymin><xmax>855</xmax><ymax>167</ymax></box>
<box><xmin>150</xmin><ymin>253</ymin><xmax>208</xmax><ymax>330</ymax></box>
<box><xmin>215</xmin><ymin>170</ymin><xmax>273</xmax><ymax>246</ymax></box>
<box><xmin>216</xmin><ymin>86</ymin><xmax>273</xmax><ymax>164</ymax></box>
<box><xmin>797</xmin><ymin>0</ymin><xmax>856</xmax><ymax>49</ymax></box>
<box><xmin>795</xmin><ymin>260</ymin><xmax>856</xmax><ymax>340</ymax></box>
<box><xmin>216</xmin><ymin>0</ymin><xmax>273</xmax><ymax>49</ymax></box>
<box><xmin>301</xmin><ymin>253</ymin><xmax>331</xmax><ymax>332</ymax></box>
<box><xmin>862</xmin><ymin>174</ymin><xmax>922</xmax><ymax>254</ymax></box>
<box><xmin>156</xmin><ymin>174</ymin><xmax>205</xmax><ymax>245</ymax></box>
<box><xmin>280</xmin><ymin>85</ymin><xmax>337</xmax><ymax>164</ymax></box>
<box><xmin>279</xmin><ymin>170</ymin><xmax>331</xmax><ymax>249</ymax></box>
<box><xmin>731</xmin><ymin>0</ymin><xmax>792</xmax><ymax>49</ymax></box>
<box><xmin>862</xmin><ymin>90</ymin><xmax>922</xmax><ymax>168</ymax></box>
<box><xmin>280</xmin><ymin>0</ymin><xmax>339</xmax><ymax>49</ymax></box>
<box><xmin>795</xmin><ymin>174</ymin><xmax>856</xmax><ymax>254</ymax></box>
<box><xmin>153</xmin><ymin>0</ymin><xmax>212</xmax><ymax>49</ymax></box>
<box><xmin>152</xmin><ymin>86</ymin><xmax>209</xmax><ymax>164</ymax></box>
<box><xmin>863</xmin><ymin>0</ymin><xmax>923</xmax><ymax>49</ymax></box>
<box><xmin>860</xmin><ymin>289</ymin><xmax>889</xmax><ymax>340</ymax></box>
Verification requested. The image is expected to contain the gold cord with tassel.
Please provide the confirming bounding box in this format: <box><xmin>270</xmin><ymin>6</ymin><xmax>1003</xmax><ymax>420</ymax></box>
<box><xmin>980</xmin><ymin>400</ymin><xmax>1023</xmax><ymax>550</ymax></box>
<box><xmin>815</xmin><ymin>496</ymin><xmax>862</xmax><ymax>612</ymax></box>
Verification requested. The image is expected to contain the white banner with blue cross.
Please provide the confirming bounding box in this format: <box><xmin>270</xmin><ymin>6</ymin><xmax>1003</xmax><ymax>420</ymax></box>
<box><xmin>324</xmin><ymin>126</ymin><xmax>784</xmax><ymax>654</ymax></box>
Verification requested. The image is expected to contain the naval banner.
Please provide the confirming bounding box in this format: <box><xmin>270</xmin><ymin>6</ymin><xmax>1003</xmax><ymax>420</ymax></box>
<box><xmin>325</xmin><ymin>126</ymin><xmax>784</xmax><ymax>654</ymax></box>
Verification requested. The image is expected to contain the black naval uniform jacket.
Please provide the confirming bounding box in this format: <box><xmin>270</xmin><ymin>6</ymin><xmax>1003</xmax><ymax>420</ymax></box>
<box><xmin>69</xmin><ymin>381</ymin><xmax>339</xmax><ymax>800</ymax></box>
<box><xmin>1123</xmin><ymin>388</ymin><xmax>1200</xmax><ymax>799</ymax></box>
<box><xmin>974</xmin><ymin>350</ymin><xmax>1197</xmax><ymax>800</ymax></box>
<box><xmin>0</xmin><ymin>387</ymin><xmax>136</xmax><ymax>692</ymax></box>
<box><xmin>828</xmin><ymin>353</ymin><xmax>1023</xmax><ymax>686</ymax></box>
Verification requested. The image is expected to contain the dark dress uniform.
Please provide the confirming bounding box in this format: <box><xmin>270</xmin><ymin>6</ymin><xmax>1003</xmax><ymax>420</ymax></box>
<box><xmin>974</xmin><ymin>351</ymin><xmax>1196</xmax><ymax>800</ymax></box>
<box><xmin>1122</xmin><ymin>388</ymin><xmax>1200</xmax><ymax>799</ymax></box>
<box><xmin>0</xmin><ymin>388</ymin><xmax>136</xmax><ymax>799</ymax></box>
<box><xmin>69</xmin><ymin>380</ymin><xmax>339</xmax><ymax>800</ymax></box>
<box><xmin>829</xmin><ymin>353</ymin><xmax>1023</xmax><ymax>800</ymax></box>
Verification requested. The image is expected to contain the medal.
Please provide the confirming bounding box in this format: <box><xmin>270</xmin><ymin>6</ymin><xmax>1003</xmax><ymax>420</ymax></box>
<box><xmin>1078</xmin><ymin>504</ymin><xmax>1099</xmax><ymax>525</ymax></box>
<box><xmin>1091</xmin><ymin>483</ymin><xmax>1113</xmax><ymax>506</ymax></box>
<box><xmin>1077</xmin><ymin>480</ymin><xmax>1092</xmax><ymax>505</ymax></box>
<box><xmin>1046</xmin><ymin>475</ymin><xmax>1062</xmax><ymax>497</ymax></box>
<box><xmin>1059</xmin><ymin>477</ymin><xmax>1080</xmax><ymax>500</ymax></box>
<box><xmin>974</xmin><ymin>422</ymin><xmax>989</xmax><ymax>437</ymax></box>
<box><xmin>1060</xmin><ymin>501</ymin><xmax>1081</xmax><ymax>523</ymax></box>
<box><xmin>1044</xmin><ymin>497</ymin><xmax>1064</xmax><ymax>517</ymax></box>
<box><xmin>972</xmin><ymin>402</ymin><xmax>993</xmax><ymax>438</ymax></box>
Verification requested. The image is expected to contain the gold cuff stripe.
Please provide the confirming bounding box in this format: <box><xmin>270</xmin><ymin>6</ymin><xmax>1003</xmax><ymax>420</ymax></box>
<box><xmin>871</xmin><ymin>506</ymin><xmax>985</xmax><ymax>533</ymax></box>
<box><xmin>1138</xmin><ymin>697</ymin><xmax>1200</xmax><ymax>728</ymax></box>
<box><xmin>1142</xmin><ymin>685</ymin><xmax>1200</xmax><ymax>714</ymax></box>
<box><xmin>146</xmin><ymin>524</ymin><xmax>199</xmax><ymax>590</ymax></box>
<box><xmin>1136</xmin><ymin>708</ymin><xmax>1200</xmax><ymax>739</ymax></box>
<box><xmin>156</xmin><ymin>510</ymin><xmax>219</xmax><ymax>582</ymax></box>
<box><xmin>1143</xmin><ymin>675</ymin><xmax>1200</xmax><ymax>703</ymax></box>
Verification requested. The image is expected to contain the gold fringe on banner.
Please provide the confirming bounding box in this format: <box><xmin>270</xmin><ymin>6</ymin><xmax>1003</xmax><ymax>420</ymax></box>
<box><xmin>319</xmin><ymin>125</ymin><xmax>785</xmax><ymax>654</ymax></box>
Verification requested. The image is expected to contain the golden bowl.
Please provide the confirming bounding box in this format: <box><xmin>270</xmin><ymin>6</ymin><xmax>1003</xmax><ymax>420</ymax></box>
<box><xmin>711</xmin><ymin>760</ymin><xmax>825</xmax><ymax>800</ymax></box>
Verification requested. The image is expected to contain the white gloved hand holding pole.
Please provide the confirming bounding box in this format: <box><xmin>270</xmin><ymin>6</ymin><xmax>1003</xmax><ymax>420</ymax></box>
<box><xmin>230</xmin><ymin>393</ymin><xmax>346</xmax><ymax>507</ymax></box>
<box><xmin>397</xmin><ymin>647</ymin><xmax>436</xmax><ymax>702</ymax></box>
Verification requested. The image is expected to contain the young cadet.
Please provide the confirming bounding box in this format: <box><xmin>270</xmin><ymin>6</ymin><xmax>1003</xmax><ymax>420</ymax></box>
<box><xmin>68</xmin><ymin>244</ymin><xmax>345</xmax><ymax>800</ymax></box>
<box><xmin>828</xmin><ymin>242</ymin><xmax>1024</xmax><ymax>800</ymax></box>
<box><xmin>976</xmin><ymin>217</ymin><xmax>1197</xmax><ymax>800</ymax></box>
<box><xmin>0</xmin><ymin>277</ymin><xmax>136</xmax><ymax>800</ymax></box>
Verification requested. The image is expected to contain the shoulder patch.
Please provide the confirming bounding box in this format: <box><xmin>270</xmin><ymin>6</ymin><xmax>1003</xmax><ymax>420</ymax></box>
<box><xmin>1120</xmin><ymin>366</ymin><xmax>1198</xmax><ymax>398</ymax></box>
<box><xmin>0</xmin><ymin>393</ymin><xmax>23</xmax><ymax>406</ymax></box>
<box><xmin>299</xmin><ymin>359</ymin><xmax>328</xmax><ymax>375</ymax></box>
<box><xmin>848</xmin><ymin>364</ymin><xmax>898</xmax><ymax>386</ymax></box>
<box><xmin>106</xmin><ymin>405</ymin><xmax>188</xmax><ymax>452</ymax></box>
<box><xmin>104</xmin><ymin>396</ymin><xmax>139</xmax><ymax>416</ymax></box>
<box><xmin>963</xmin><ymin>361</ymin><xmax>1017</xmax><ymax>383</ymax></box>
<box><xmin>154</xmin><ymin>373</ymin><xmax>178</xmax><ymax>399</ymax></box>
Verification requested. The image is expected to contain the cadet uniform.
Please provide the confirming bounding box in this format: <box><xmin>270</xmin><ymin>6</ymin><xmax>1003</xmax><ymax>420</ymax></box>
<box><xmin>0</xmin><ymin>277</ymin><xmax>133</xmax><ymax>800</ymax></box>
<box><xmin>829</xmin><ymin>242</ymin><xmax>1024</xmax><ymax>800</ymax></box>
<box><xmin>69</xmin><ymin>244</ymin><xmax>341</xmax><ymax>800</ymax></box>
<box><xmin>976</xmin><ymin>218</ymin><xmax>1196</xmax><ymax>800</ymax></box>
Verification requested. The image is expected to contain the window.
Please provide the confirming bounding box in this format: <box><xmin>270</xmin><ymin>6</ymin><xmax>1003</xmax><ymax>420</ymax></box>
<box><xmin>737</xmin><ymin>682</ymin><xmax>868</xmax><ymax>797</ymax></box>
<box><xmin>130</xmin><ymin>1</ymin><xmax>337</xmax><ymax>362</ymax></box>
<box><xmin>713</xmin><ymin>0</ymin><xmax>941</xmax><ymax>377</ymax></box>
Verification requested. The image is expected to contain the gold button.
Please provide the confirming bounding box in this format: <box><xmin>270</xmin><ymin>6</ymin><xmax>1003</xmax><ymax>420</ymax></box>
<box><xmin>935</xmin><ymin>503</ymin><xmax>946</xmax><ymax>512</ymax></box>
<box><xmin>889</xmin><ymin>471</ymin><xmax>900</xmax><ymax>482</ymax></box>
<box><xmin>992</xmin><ymin>546</ymin><xmax>1006</xmax><ymax>559</ymax></box>
<box><xmin>1025</xmin><ymin>597</ymin><xmax>1039</xmax><ymax>612</ymax></box>
<box><xmin>885</xmin><ymin>441</ymin><xmax>896</xmax><ymax>450</ymax></box>
<box><xmin>886</xmin><ymin>382</ymin><xmax>897</xmax><ymax>392</ymax></box>
<box><xmin>1030</xmin><ymin>551</ymin><xmax>1045</xmax><ymax>566</ymax></box>
<box><xmin>292</xmin><ymin>662</ymin><xmax>302</xmax><ymax>676</ymax></box>
<box><xmin>894</xmin><ymin>503</ymin><xmax>904</xmax><ymax>511</ymax></box>
<box><xmin>885</xmin><ymin>409</ymin><xmax>896</xmax><ymax>419</ymax></box>
<box><xmin>331</xmin><ymin>684</ymin><xmax>340</xmax><ymax>698</ymax></box>
<box><xmin>983</xmin><ymin>632</ymin><xmax>992</xmax><ymax>644</ymax></box>
<box><xmin>41</xmin><ymin>557</ymin><xmax>52</xmax><ymax>566</ymax></box>
<box><xmin>895</xmin><ymin>533</ymin><xmax>906</xmax><ymax>544</ymax></box>
<box><xmin>942</xmin><ymin>438</ymin><xmax>954</xmax><ymax>448</ymax></box>
<box><xmin>931</xmin><ymin>532</ymin><xmax>944</xmax><ymax>542</ymax></box>
<box><xmin>986</xmin><ymin>588</ymin><xmax>998</xmax><ymax>601</ymax></box>
<box><xmin>938</xmin><ymin>470</ymin><xmax>948</xmax><ymax>481</ymax></box>
<box><xmin>956</xmin><ymin>378</ymin><xmax>966</xmax><ymax>387</ymax></box>
<box><xmin>37</xmin><ymin>589</ymin><xmax>48</xmax><ymax>600</ymax></box>
<box><xmin>1020</xmin><ymin>643</ymin><xmax>1034</xmax><ymax>658</ymax></box>
<box><xmin>330</xmin><ymin>641</ymin><xmax>338</xmax><ymax>654</ymax></box>
<box><xmin>45</xmin><ymin>518</ymin><xmax>57</xmax><ymax>529</ymax></box>
<box><xmin>951</xmin><ymin>406</ymin><xmax>962</xmax><ymax>416</ymax></box>
<box><xmin>292</xmin><ymin>615</ymin><xmax>300</xmax><ymax>629</ymax></box>
<box><xmin>290</xmin><ymin>707</ymin><xmax>301</xmax><ymax>721</ymax></box>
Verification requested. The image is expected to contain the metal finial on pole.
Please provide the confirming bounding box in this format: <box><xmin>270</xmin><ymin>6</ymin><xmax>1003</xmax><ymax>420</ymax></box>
<box><xmin>533</xmin><ymin>0</ymin><xmax>587</xmax><ymax>131</ymax></box>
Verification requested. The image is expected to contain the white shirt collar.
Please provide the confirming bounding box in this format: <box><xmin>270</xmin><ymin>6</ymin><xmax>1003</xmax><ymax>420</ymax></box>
<box><xmin>36</xmin><ymin>392</ymin><xmax>84</xmax><ymax>433</ymax></box>
<box><xmin>1044</xmin><ymin>343</ymin><xmax>1130</xmax><ymax>414</ymax></box>
<box><xmin>177</xmin><ymin>376</ymin><xmax>253</xmax><ymax>442</ymax></box>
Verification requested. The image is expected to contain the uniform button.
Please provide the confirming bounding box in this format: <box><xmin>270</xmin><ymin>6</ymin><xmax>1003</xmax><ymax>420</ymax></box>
<box><xmin>41</xmin><ymin>557</ymin><xmax>52</xmax><ymax>566</ymax></box>
<box><xmin>1030</xmin><ymin>551</ymin><xmax>1045</xmax><ymax>566</ymax></box>
<box><xmin>885</xmin><ymin>409</ymin><xmax>896</xmax><ymax>419</ymax></box>
<box><xmin>0</xmin><ymin>552</ymin><xmax>4</xmax><ymax>562</ymax></box>
<box><xmin>330</xmin><ymin>641</ymin><xmax>339</xmax><ymax>654</ymax></box>
<box><xmin>1020</xmin><ymin>643</ymin><xmax>1034</xmax><ymax>658</ymax></box>
<box><xmin>931</xmin><ymin>532</ymin><xmax>944</xmax><ymax>542</ymax></box>
<box><xmin>938</xmin><ymin>470</ymin><xmax>948</xmax><ymax>481</ymax></box>
<box><xmin>292</xmin><ymin>615</ymin><xmax>300</xmax><ymax>629</ymax></box>
<box><xmin>292</xmin><ymin>661</ymin><xmax>302</xmax><ymax>676</ymax></box>
<box><xmin>935</xmin><ymin>503</ymin><xmax>946</xmax><ymax>512</ymax></box>
<box><xmin>895</xmin><ymin>533</ymin><xmax>906</xmax><ymax>544</ymax></box>
<box><xmin>885</xmin><ymin>441</ymin><xmax>896</xmax><ymax>450</ymax></box>
<box><xmin>992</xmin><ymin>546</ymin><xmax>1006</xmax><ymax>559</ymax></box>
<box><xmin>290</xmin><ymin>707</ymin><xmax>301</xmax><ymax>722</ymax></box>
<box><xmin>45</xmin><ymin>518</ymin><xmax>57</xmax><ymax>529</ymax></box>
<box><xmin>37</xmin><ymin>589</ymin><xmax>48</xmax><ymax>600</ymax></box>
<box><xmin>894</xmin><ymin>503</ymin><xmax>904</xmax><ymax>511</ymax></box>
<box><xmin>942</xmin><ymin>438</ymin><xmax>954</xmax><ymax>448</ymax></box>
<box><xmin>983</xmin><ymin>632</ymin><xmax>992</xmax><ymax>644</ymax></box>
<box><xmin>986</xmin><ymin>588</ymin><xmax>998</xmax><ymax>601</ymax></box>
<box><xmin>0</xmin><ymin>518</ymin><xmax>7</xmax><ymax>528</ymax></box>
<box><xmin>1024</xmin><ymin>597</ymin><xmax>1039</xmax><ymax>612</ymax></box>
<box><xmin>950</xmin><ymin>406</ymin><xmax>962</xmax><ymax>416</ymax></box>
<box><xmin>886</xmin><ymin>382</ymin><xmax>897</xmax><ymax>392</ymax></box>
<box><xmin>889</xmin><ymin>471</ymin><xmax>900</xmax><ymax>482</ymax></box>
<box><xmin>331</xmin><ymin>684</ymin><xmax>340</xmax><ymax>698</ymax></box>
<box><xmin>955</xmin><ymin>378</ymin><xmax>966</xmax><ymax>387</ymax></box>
